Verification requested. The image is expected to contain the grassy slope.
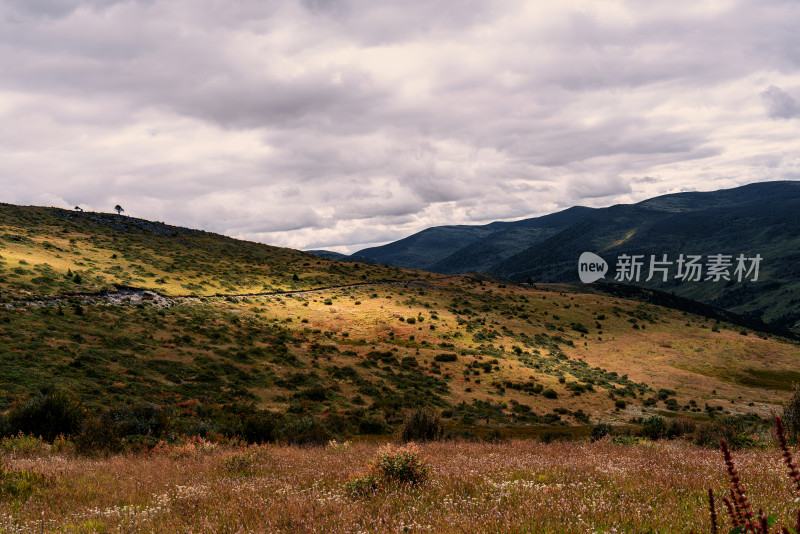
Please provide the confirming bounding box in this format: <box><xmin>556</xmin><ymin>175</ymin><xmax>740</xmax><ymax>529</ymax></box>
<box><xmin>1</xmin><ymin>204</ymin><xmax>799</xmax><ymax>432</ymax></box>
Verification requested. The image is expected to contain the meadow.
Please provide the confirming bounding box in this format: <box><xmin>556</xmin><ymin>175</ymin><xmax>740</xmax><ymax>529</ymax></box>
<box><xmin>2</xmin><ymin>434</ymin><xmax>799</xmax><ymax>533</ymax></box>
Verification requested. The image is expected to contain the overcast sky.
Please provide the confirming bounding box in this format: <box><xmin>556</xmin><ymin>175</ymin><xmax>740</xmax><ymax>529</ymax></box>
<box><xmin>1</xmin><ymin>0</ymin><xmax>798</xmax><ymax>253</ymax></box>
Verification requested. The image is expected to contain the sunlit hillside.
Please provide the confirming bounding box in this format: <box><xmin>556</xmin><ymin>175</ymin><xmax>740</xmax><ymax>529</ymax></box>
<box><xmin>1</xmin><ymin>203</ymin><xmax>798</xmax><ymax>437</ymax></box>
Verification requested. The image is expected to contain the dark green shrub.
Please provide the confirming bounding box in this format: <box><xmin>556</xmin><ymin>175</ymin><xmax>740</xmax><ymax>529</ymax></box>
<box><xmin>591</xmin><ymin>423</ymin><xmax>612</xmax><ymax>442</ymax></box>
<box><xmin>280</xmin><ymin>417</ymin><xmax>332</xmax><ymax>446</ymax></box>
<box><xmin>292</xmin><ymin>385</ymin><xmax>329</xmax><ymax>402</ymax></box>
<box><xmin>75</xmin><ymin>414</ymin><xmax>124</xmax><ymax>454</ymax></box>
<box><xmin>107</xmin><ymin>403</ymin><xmax>172</xmax><ymax>438</ymax></box>
<box><xmin>656</xmin><ymin>388</ymin><xmax>676</xmax><ymax>400</ymax></box>
<box><xmin>399</xmin><ymin>408</ymin><xmax>443</xmax><ymax>443</ymax></box>
<box><xmin>223</xmin><ymin>451</ymin><xmax>257</xmax><ymax>475</ymax></box>
<box><xmin>358</xmin><ymin>417</ymin><xmax>389</xmax><ymax>435</ymax></box>
<box><xmin>666</xmin><ymin>417</ymin><xmax>696</xmax><ymax>438</ymax></box>
<box><xmin>540</xmin><ymin>430</ymin><xmax>573</xmax><ymax>443</ymax></box>
<box><xmin>401</xmin><ymin>356</ymin><xmax>418</xmax><ymax>368</ymax></box>
<box><xmin>573</xmin><ymin>409</ymin><xmax>590</xmax><ymax>424</ymax></box>
<box><xmin>543</xmin><ymin>388</ymin><xmax>558</xmax><ymax>399</ymax></box>
<box><xmin>239</xmin><ymin>411</ymin><xmax>281</xmax><ymax>443</ymax></box>
<box><xmin>642</xmin><ymin>415</ymin><xmax>666</xmax><ymax>440</ymax></box>
<box><xmin>692</xmin><ymin>417</ymin><xmax>754</xmax><ymax>449</ymax></box>
<box><xmin>434</xmin><ymin>353</ymin><xmax>457</xmax><ymax>362</ymax></box>
<box><xmin>4</xmin><ymin>388</ymin><xmax>84</xmax><ymax>442</ymax></box>
<box><xmin>570</xmin><ymin>323</ymin><xmax>589</xmax><ymax>334</ymax></box>
<box><xmin>75</xmin><ymin>403</ymin><xmax>174</xmax><ymax>454</ymax></box>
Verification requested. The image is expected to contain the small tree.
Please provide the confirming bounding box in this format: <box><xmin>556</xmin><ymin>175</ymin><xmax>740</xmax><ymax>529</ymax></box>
<box><xmin>784</xmin><ymin>382</ymin><xmax>800</xmax><ymax>441</ymax></box>
<box><xmin>114</xmin><ymin>204</ymin><xmax>124</xmax><ymax>215</ymax></box>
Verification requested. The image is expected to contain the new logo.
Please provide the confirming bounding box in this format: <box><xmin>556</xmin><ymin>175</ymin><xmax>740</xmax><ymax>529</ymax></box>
<box><xmin>578</xmin><ymin>252</ymin><xmax>608</xmax><ymax>283</ymax></box>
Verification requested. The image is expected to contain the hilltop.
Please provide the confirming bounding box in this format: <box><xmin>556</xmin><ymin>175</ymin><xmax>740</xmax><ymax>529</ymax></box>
<box><xmin>1</xmin><ymin>203</ymin><xmax>799</xmax><ymax>440</ymax></box>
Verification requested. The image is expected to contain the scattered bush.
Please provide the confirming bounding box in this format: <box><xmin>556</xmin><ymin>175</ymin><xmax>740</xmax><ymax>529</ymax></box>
<box><xmin>74</xmin><ymin>403</ymin><xmax>173</xmax><ymax>454</ymax></box>
<box><xmin>373</xmin><ymin>443</ymin><xmax>429</xmax><ymax>484</ymax></box>
<box><xmin>667</xmin><ymin>417</ymin><xmax>696</xmax><ymax>439</ymax></box>
<box><xmin>590</xmin><ymin>423</ymin><xmax>612</xmax><ymax>442</ymax></box>
<box><xmin>238</xmin><ymin>411</ymin><xmax>281</xmax><ymax>444</ymax></box>
<box><xmin>3</xmin><ymin>387</ymin><xmax>84</xmax><ymax>442</ymax></box>
<box><xmin>400</xmin><ymin>408</ymin><xmax>443</xmax><ymax>443</ymax></box>
<box><xmin>692</xmin><ymin>417</ymin><xmax>755</xmax><ymax>450</ymax></box>
<box><xmin>280</xmin><ymin>417</ymin><xmax>333</xmax><ymax>446</ymax></box>
<box><xmin>641</xmin><ymin>415</ymin><xmax>667</xmax><ymax>440</ymax></box>
<box><xmin>346</xmin><ymin>443</ymin><xmax>429</xmax><ymax>496</ymax></box>
<box><xmin>223</xmin><ymin>451</ymin><xmax>257</xmax><ymax>475</ymax></box>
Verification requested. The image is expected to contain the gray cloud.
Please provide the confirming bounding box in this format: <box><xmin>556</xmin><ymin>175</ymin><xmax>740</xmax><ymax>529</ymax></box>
<box><xmin>4</xmin><ymin>0</ymin><xmax>147</xmax><ymax>20</ymax></box>
<box><xmin>0</xmin><ymin>0</ymin><xmax>799</xmax><ymax>253</ymax></box>
<box><xmin>761</xmin><ymin>85</ymin><xmax>800</xmax><ymax>119</ymax></box>
<box><xmin>568</xmin><ymin>175</ymin><xmax>632</xmax><ymax>200</ymax></box>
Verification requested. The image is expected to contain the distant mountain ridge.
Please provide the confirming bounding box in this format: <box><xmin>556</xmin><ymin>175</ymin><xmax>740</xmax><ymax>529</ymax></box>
<box><xmin>347</xmin><ymin>181</ymin><xmax>800</xmax><ymax>332</ymax></box>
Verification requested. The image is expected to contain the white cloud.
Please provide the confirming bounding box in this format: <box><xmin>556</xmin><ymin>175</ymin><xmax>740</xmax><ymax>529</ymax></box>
<box><xmin>0</xmin><ymin>0</ymin><xmax>799</xmax><ymax>253</ymax></box>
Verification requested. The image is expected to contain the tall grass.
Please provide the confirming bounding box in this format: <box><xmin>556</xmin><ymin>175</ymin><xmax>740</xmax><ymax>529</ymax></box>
<box><xmin>2</xmin><ymin>437</ymin><xmax>796</xmax><ymax>533</ymax></box>
<box><xmin>699</xmin><ymin>417</ymin><xmax>800</xmax><ymax>534</ymax></box>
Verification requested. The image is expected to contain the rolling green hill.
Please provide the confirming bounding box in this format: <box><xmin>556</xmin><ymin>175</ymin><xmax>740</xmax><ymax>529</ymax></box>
<box><xmin>1</xmin><ymin>202</ymin><xmax>799</xmax><ymax>441</ymax></box>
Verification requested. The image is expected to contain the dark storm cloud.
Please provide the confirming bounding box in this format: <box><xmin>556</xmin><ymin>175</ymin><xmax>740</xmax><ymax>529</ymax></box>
<box><xmin>0</xmin><ymin>0</ymin><xmax>799</xmax><ymax>252</ymax></box>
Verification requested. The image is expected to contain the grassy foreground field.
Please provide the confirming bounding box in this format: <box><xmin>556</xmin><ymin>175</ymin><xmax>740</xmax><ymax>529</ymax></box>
<box><xmin>2</xmin><ymin>437</ymin><xmax>798</xmax><ymax>533</ymax></box>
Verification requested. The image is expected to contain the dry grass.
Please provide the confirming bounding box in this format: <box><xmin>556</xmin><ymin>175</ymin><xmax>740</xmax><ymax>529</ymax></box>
<box><xmin>2</xmin><ymin>440</ymin><xmax>798</xmax><ymax>533</ymax></box>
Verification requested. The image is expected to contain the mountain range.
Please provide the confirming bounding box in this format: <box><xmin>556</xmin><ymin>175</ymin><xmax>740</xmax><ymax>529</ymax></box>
<box><xmin>320</xmin><ymin>181</ymin><xmax>800</xmax><ymax>332</ymax></box>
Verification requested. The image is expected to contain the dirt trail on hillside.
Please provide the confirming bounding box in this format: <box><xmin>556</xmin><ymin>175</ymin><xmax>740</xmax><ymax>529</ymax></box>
<box><xmin>1</xmin><ymin>279</ymin><xmax>435</xmax><ymax>310</ymax></box>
